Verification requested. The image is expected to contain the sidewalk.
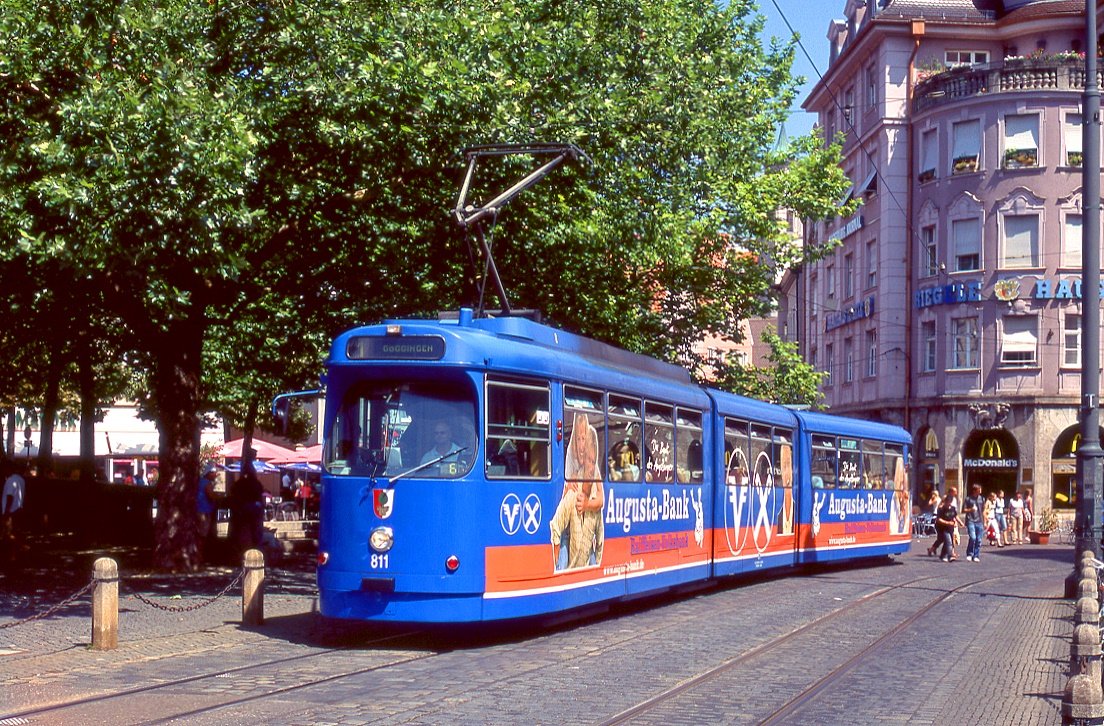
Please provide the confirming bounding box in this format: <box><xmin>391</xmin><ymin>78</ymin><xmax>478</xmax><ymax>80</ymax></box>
<box><xmin>0</xmin><ymin>536</ymin><xmax>1082</xmax><ymax>723</ymax></box>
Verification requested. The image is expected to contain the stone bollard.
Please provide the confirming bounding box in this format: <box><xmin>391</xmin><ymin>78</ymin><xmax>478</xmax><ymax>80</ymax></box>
<box><xmin>91</xmin><ymin>557</ymin><xmax>119</xmax><ymax>651</ymax></box>
<box><xmin>1083</xmin><ymin>565</ymin><xmax>1099</xmax><ymax>585</ymax></box>
<box><xmin>1064</xmin><ymin>673</ymin><xmax>1104</xmax><ymax>725</ymax></box>
<box><xmin>1080</xmin><ymin>578</ymin><xmax>1099</xmax><ymax>601</ymax></box>
<box><xmin>1072</xmin><ymin>623</ymin><xmax>1103</xmax><ymax>678</ymax></box>
<box><xmin>242</xmin><ymin>548</ymin><xmax>265</xmax><ymax>626</ymax></box>
<box><xmin>1076</xmin><ymin>596</ymin><xmax>1101</xmax><ymax>627</ymax></box>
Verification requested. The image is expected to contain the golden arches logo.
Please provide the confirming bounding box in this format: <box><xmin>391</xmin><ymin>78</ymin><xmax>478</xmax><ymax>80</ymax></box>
<box><xmin>978</xmin><ymin>438</ymin><xmax>1003</xmax><ymax>459</ymax></box>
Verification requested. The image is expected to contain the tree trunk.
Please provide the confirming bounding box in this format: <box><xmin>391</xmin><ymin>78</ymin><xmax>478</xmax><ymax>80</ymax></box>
<box><xmin>78</xmin><ymin>334</ymin><xmax>97</xmax><ymax>484</ymax></box>
<box><xmin>37</xmin><ymin>354</ymin><xmax>61</xmax><ymax>474</ymax></box>
<box><xmin>151</xmin><ymin>317</ymin><xmax>205</xmax><ymax>572</ymax></box>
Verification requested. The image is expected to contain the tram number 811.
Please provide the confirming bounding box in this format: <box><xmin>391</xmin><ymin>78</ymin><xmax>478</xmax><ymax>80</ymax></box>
<box><xmin>371</xmin><ymin>554</ymin><xmax>390</xmax><ymax>569</ymax></box>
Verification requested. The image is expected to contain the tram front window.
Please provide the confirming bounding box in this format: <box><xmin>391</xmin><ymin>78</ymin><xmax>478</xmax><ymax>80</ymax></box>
<box><xmin>326</xmin><ymin>380</ymin><xmax>477</xmax><ymax>479</ymax></box>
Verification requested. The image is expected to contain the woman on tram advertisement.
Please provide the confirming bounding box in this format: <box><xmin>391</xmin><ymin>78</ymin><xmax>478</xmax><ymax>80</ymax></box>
<box><xmin>550</xmin><ymin>413</ymin><xmax>605</xmax><ymax>571</ymax></box>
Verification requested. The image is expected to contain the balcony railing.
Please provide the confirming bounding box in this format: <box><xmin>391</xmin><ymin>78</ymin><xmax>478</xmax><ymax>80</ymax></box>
<box><xmin>913</xmin><ymin>58</ymin><xmax>1104</xmax><ymax>113</ymax></box>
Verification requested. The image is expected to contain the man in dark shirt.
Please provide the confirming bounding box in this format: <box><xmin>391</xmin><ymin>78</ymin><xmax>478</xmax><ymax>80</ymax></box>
<box><xmin>935</xmin><ymin>496</ymin><xmax>959</xmax><ymax>562</ymax></box>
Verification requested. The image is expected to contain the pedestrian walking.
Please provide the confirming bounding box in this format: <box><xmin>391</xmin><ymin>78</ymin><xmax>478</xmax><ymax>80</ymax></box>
<box><xmin>994</xmin><ymin>489</ymin><xmax>1008</xmax><ymax>546</ymax></box>
<box><xmin>934</xmin><ymin>493</ymin><xmax>959</xmax><ymax>562</ymax></box>
<box><xmin>962</xmin><ymin>484</ymin><xmax>985</xmax><ymax>562</ymax></box>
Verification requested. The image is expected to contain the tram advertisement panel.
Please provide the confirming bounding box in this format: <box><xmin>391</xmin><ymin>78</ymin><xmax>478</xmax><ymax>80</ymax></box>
<box><xmin>485</xmin><ymin>390</ymin><xmax>710</xmax><ymax>597</ymax></box>
<box><xmin>805</xmin><ymin>437</ymin><xmax>911</xmax><ymax>553</ymax></box>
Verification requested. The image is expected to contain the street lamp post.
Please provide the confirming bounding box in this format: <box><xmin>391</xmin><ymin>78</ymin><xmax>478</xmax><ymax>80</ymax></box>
<box><xmin>1073</xmin><ymin>0</ymin><xmax>1104</xmax><ymax>580</ymax></box>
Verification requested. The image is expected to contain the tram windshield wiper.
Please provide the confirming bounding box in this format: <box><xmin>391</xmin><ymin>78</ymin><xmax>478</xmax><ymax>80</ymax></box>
<box><xmin>381</xmin><ymin>446</ymin><xmax>469</xmax><ymax>487</ymax></box>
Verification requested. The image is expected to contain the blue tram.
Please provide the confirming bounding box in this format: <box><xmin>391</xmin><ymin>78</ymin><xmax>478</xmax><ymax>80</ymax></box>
<box><xmin>307</xmin><ymin>309</ymin><xmax>911</xmax><ymax>624</ymax></box>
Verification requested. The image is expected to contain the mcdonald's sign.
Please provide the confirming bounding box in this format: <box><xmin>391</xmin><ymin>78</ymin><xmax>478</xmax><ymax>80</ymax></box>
<box><xmin>964</xmin><ymin>437</ymin><xmax>1018</xmax><ymax>469</ymax></box>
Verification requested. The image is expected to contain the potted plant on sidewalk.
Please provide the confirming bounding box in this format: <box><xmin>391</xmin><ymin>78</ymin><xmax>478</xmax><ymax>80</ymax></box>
<box><xmin>1028</xmin><ymin>507</ymin><xmax>1058</xmax><ymax>544</ymax></box>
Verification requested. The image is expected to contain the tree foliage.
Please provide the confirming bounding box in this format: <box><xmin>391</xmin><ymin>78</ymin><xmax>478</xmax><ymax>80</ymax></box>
<box><xmin>0</xmin><ymin>0</ymin><xmax>850</xmax><ymax>569</ymax></box>
<box><xmin>710</xmin><ymin>327</ymin><xmax>827</xmax><ymax>408</ymax></box>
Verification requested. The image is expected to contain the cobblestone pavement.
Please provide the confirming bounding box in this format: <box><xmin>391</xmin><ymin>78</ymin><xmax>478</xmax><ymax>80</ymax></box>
<box><xmin>0</xmin><ymin>537</ymin><xmax>1075</xmax><ymax>724</ymax></box>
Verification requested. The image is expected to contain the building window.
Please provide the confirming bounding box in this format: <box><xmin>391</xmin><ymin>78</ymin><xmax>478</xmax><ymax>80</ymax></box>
<box><xmin>866</xmin><ymin>329</ymin><xmax>878</xmax><ymax>377</ymax></box>
<box><xmin>1064</xmin><ymin>313</ymin><xmax>1082</xmax><ymax>367</ymax></box>
<box><xmin>827</xmin><ymin>262</ymin><xmax>836</xmax><ymax>299</ymax></box>
<box><xmin>953</xmin><ymin>218</ymin><xmax>981</xmax><ymax>272</ymax></box>
<box><xmin>825</xmin><ymin>343</ymin><xmax>834</xmax><ymax>386</ymax></box>
<box><xmin>922</xmin><ymin>225</ymin><xmax>938</xmax><ymax>277</ymax></box>
<box><xmin>1002</xmin><ymin>214</ymin><xmax>1039</xmax><ymax>268</ymax></box>
<box><xmin>922</xmin><ymin>321</ymin><xmax>937</xmax><ymax>372</ymax></box>
<box><xmin>952</xmin><ymin>317</ymin><xmax>979</xmax><ymax>369</ymax></box>
<box><xmin>1063</xmin><ymin>213</ymin><xmax>1083</xmax><ymax>268</ymax></box>
<box><xmin>843</xmin><ymin>87</ymin><xmax>855</xmax><ymax>127</ymax></box>
<box><xmin>946</xmin><ymin>50</ymin><xmax>989</xmax><ymax>66</ymax></box>
<box><xmin>1001</xmin><ymin>316</ymin><xmax>1038</xmax><ymax>365</ymax></box>
<box><xmin>1004</xmin><ymin>114</ymin><xmax>1040</xmax><ymax>168</ymax></box>
<box><xmin>951</xmin><ymin>119</ymin><xmax>981</xmax><ymax>174</ymax></box>
<box><xmin>844</xmin><ymin>253</ymin><xmax>854</xmax><ymax>299</ymax></box>
<box><xmin>866</xmin><ymin>64</ymin><xmax>878</xmax><ymax>109</ymax></box>
<box><xmin>844</xmin><ymin>337</ymin><xmax>854</xmax><ymax>383</ymax></box>
<box><xmin>866</xmin><ymin>240</ymin><xmax>877</xmax><ymax>288</ymax></box>
<box><xmin>1066</xmin><ymin>113</ymin><xmax>1083</xmax><ymax>167</ymax></box>
<box><xmin>919</xmin><ymin>129</ymin><xmax>937</xmax><ymax>182</ymax></box>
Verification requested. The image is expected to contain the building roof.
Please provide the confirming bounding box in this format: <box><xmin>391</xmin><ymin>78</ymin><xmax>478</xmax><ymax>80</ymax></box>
<box><xmin>1000</xmin><ymin>0</ymin><xmax>1084</xmax><ymax>23</ymax></box>
<box><xmin>875</xmin><ymin>0</ymin><xmax>1001</xmax><ymax>21</ymax></box>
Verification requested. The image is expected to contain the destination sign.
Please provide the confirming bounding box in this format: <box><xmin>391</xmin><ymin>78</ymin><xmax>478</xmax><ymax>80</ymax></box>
<box><xmin>346</xmin><ymin>336</ymin><xmax>446</xmax><ymax>360</ymax></box>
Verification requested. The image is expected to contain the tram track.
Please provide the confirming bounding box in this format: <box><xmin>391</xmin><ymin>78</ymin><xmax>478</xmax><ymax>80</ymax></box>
<box><xmin>0</xmin><ymin>628</ymin><xmax>425</xmax><ymax>724</ymax></box>
<box><xmin>598</xmin><ymin>570</ymin><xmax>1028</xmax><ymax>726</ymax></box>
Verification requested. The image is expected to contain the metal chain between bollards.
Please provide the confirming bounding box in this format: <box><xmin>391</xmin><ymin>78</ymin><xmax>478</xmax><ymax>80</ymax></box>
<box><xmin>124</xmin><ymin>567</ymin><xmax>246</xmax><ymax>613</ymax></box>
<box><xmin>0</xmin><ymin>579</ymin><xmax>94</xmax><ymax>630</ymax></box>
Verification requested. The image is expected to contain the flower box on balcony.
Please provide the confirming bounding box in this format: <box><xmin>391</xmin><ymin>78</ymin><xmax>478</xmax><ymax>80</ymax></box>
<box><xmin>918</xmin><ymin>168</ymin><xmax>936</xmax><ymax>183</ymax></box>
<box><xmin>952</xmin><ymin>156</ymin><xmax>978</xmax><ymax>174</ymax></box>
<box><xmin>1003</xmin><ymin>148</ymin><xmax>1037</xmax><ymax>169</ymax></box>
<box><xmin>1067</xmin><ymin>151</ymin><xmax>1083</xmax><ymax>167</ymax></box>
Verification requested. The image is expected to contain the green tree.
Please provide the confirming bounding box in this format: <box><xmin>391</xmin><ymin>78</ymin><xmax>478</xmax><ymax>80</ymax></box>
<box><xmin>710</xmin><ymin>326</ymin><xmax>827</xmax><ymax>408</ymax></box>
<box><xmin>0</xmin><ymin>0</ymin><xmax>849</xmax><ymax>570</ymax></box>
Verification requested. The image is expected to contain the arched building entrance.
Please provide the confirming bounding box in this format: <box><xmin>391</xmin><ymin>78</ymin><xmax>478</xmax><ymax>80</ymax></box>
<box><xmin>962</xmin><ymin>428</ymin><xmax>1020</xmax><ymax>496</ymax></box>
<box><xmin>1050</xmin><ymin>425</ymin><xmax>1104</xmax><ymax>512</ymax></box>
<box><xmin>916</xmin><ymin>426</ymin><xmax>940</xmax><ymax>506</ymax></box>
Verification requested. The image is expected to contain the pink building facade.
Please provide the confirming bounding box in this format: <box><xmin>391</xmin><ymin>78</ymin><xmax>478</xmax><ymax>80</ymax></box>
<box><xmin>783</xmin><ymin>0</ymin><xmax>1096</xmax><ymax>511</ymax></box>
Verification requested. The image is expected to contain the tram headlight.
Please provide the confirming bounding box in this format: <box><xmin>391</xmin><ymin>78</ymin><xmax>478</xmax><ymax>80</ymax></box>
<box><xmin>369</xmin><ymin>526</ymin><xmax>394</xmax><ymax>553</ymax></box>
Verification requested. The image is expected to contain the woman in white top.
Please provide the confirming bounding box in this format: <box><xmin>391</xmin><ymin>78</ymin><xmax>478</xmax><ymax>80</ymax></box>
<box><xmin>1008</xmin><ymin>491</ymin><xmax>1026</xmax><ymax>544</ymax></box>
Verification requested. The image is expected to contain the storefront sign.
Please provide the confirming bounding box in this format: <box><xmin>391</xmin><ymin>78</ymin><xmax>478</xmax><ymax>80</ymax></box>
<box><xmin>828</xmin><ymin>214</ymin><xmax>864</xmax><ymax>243</ymax></box>
<box><xmin>963</xmin><ymin>437</ymin><xmax>1018</xmax><ymax>469</ymax></box>
<box><xmin>825</xmin><ymin>296</ymin><xmax>875</xmax><ymax>332</ymax></box>
<box><xmin>914</xmin><ymin>280</ymin><xmax>982</xmax><ymax>309</ymax></box>
<box><xmin>1033</xmin><ymin>277</ymin><xmax>1104</xmax><ymax>300</ymax></box>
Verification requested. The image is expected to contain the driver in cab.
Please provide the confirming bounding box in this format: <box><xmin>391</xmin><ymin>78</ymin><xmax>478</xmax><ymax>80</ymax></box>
<box><xmin>421</xmin><ymin>421</ymin><xmax>463</xmax><ymax>466</ymax></box>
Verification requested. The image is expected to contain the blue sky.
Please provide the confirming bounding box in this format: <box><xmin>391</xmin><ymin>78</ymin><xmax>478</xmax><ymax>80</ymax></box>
<box><xmin>756</xmin><ymin>0</ymin><xmax>839</xmax><ymax>140</ymax></box>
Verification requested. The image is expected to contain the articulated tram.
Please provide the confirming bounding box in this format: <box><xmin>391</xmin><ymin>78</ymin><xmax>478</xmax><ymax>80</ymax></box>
<box><xmin>308</xmin><ymin>309</ymin><xmax>911</xmax><ymax>623</ymax></box>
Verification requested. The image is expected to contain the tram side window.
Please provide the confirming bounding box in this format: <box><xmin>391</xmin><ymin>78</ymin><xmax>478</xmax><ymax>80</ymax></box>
<box><xmin>607</xmin><ymin>395</ymin><xmax>642</xmax><ymax>482</ymax></box>
<box><xmin>862</xmin><ymin>439</ymin><xmax>884</xmax><ymax>489</ymax></box>
<box><xmin>811</xmin><ymin>435</ymin><xmax>838</xmax><ymax>489</ymax></box>
<box><xmin>725</xmin><ymin>419</ymin><xmax>750</xmax><ymax>486</ymax></box>
<box><xmin>775</xmin><ymin>428</ymin><xmax>794</xmax><ymax>489</ymax></box>
<box><xmin>886</xmin><ymin>444</ymin><xmax>908</xmax><ymax>491</ymax></box>
<box><xmin>564</xmin><ymin>386</ymin><xmax>606</xmax><ymax>482</ymax></box>
<box><xmin>838</xmin><ymin>438</ymin><xmax>862</xmax><ymax>488</ymax></box>
<box><xmin>676</xmin><ymin>408</ymin><xmax>704</xmax><ymax>484</ymax></box>
<box><xmin>750</xmin><ymin>424</ymin><xmax>773</xmax><ymax>486</ymax></box>
<box><xmin>644</xmin><ymin>402</ymin><xmax>674</xmax><ymax>483</ymax></box>
<box><xmin>485</xmin><ymin>379</ymin><xmax>551</xmax><ymax>479</ymax></box>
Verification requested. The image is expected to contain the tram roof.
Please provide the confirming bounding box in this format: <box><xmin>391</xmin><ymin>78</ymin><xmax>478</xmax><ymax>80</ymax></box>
<box><xmin>793</xmin><ymin>409</ymin><xmax>911</xmax><ymax>445</ymax></box>
<box><xmin>330</xmin><ymin>309</ymin><xmax>702</xmax><ymax>396</ymax></box>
